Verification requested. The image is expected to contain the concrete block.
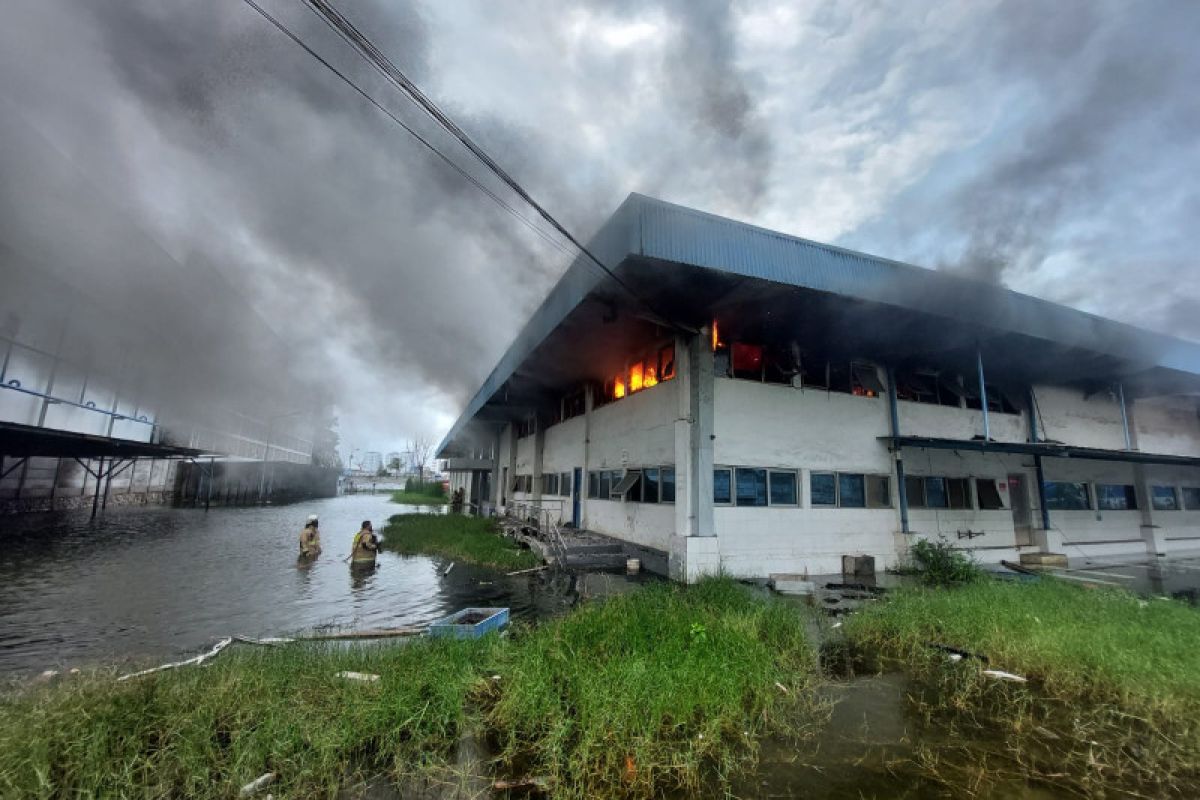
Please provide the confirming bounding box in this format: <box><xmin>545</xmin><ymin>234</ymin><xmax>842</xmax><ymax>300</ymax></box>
<box><xmin>842</xmin><ymin>554</ymin><xmax>876</xmax><ymax>578</ymax></box>
<box><xmin>770</xmin><ymin>574</ymin><xmax>817</xmax><ymax>595</ymax></box>
<box><xmin>1019</xmin><ymin>552</ymin><xmax>1068</xmax><ymax>567</ymax></box>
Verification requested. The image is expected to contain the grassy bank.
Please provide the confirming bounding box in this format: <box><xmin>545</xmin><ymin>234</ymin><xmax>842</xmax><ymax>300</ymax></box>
<box><xmin>489</xmin><ymin>578</ymin><xmax>825</xmax><ymax>797</ymax></box>
<box><xmin>0</xmin><ymin>579</ymin><xmax>824</xmax><ymax>799</ymax></box>
<box><xmin>843</xmin><ymin>579</ymin><xmax>1200</xmax><ymax>793</ymax></box>
<box><xmin>0</xmin><ymin>638</ymin><xmax>497</xmax><ymax>799</ymax></box>
<box><xmin>389</xmin><ymin>479</ymin><xmax>446</xmax><ymax>506</ymax></box>
<box><xmin>379</xmin><ymin>513</ymin><xmax>540</xmax><ymax>571</ymax></box>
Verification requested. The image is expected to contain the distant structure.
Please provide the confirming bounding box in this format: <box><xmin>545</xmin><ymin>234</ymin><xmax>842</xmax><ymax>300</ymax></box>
<box><xmin>0</xmin><ymin>112</ymin><xmax>336</xmax><ymax>514</ymax></box>
<box><xmin>385</xmin><ymin>451</ymin><xmax>401</xmax><ymax>473</ymax></box>
<box><xmin>361</xmin><ymin>451</ymin><xmax>383</xmax><ymax>474</ymax></box>
<box><xmin>439</xmin><ymin>193</ymin><xmax>1200</xmax><ymax>581</ymax></box>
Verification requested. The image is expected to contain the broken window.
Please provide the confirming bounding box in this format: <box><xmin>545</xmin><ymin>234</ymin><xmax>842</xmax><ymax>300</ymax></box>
<box><xmin>1096</xmin><ymin>483</ymin><xmax>1137</xmax><ymax>511</ymax></box>
<box><xmin>736</xmin><ymin>468</ymin><xmax>768</xmax><ymax>506</ymax></box>
<box><xmin>515</xmin><ymin>417</ymin><xmax>537</xmax><ymax>439</ymax></box>
<box><xmin>1152</xmin><ymin>485</ymin><xmax>1179</xmax><ymax>511</ymax></box>
<box><xmin>937</xmin><ymin>375</ymin><xmax>968</xmax><ymax>407</ymax></box>
<box><xmin>661</xmin><ymin>467</ymin><xmax>676</xmax><ymax>503</ymax></box>
<box><xmin>713</xmin><ymin>468</ymin><xmax>733</xmax><ymax>504</ymax></box>
<box><xmin>659</xmin><ymin>344</ymin><xmax>676</xmax><ymax>382</ymax></box>
<box><xmin>895</xmin><ymin>371</ymin><xmax>938</xmax><ymax>404</ymax></box>
<box><xmin>612</xmin><ymin>469</ymin><xmax>642</xmax><ymax>500</ymax></box>
<box><xmin>851</xmin><ymin>363</ymin><xmax>884</xmax><ymax>398</ymax></box>
<box><xmin>732</xmin><ymin>343</ymin><xmax>764</xmax><ymax>380</ymax></box>
<box><xmin>561</xmin><ymin>391</ymin><xmax>585</xmax><ymax>421</ymax></box>
<box><xmin>828</xmin><ymin>362</ymin><xmax>852</xmax><ymax>394</ymax></box>
<box><xmin>975</xmin><ymin>479</ymin><xmax>1005</xmax><ymax>509</ymax></box>
<box><xmin>643</xmin><ymin>467</ymin><xmax>660</xmax><ymax>503</ymax></box>
<box><xmin>866</xmin><ymin>475</ymin><xmax>891</xmax><ymax>508</ymax></box>
<box><xmin>838</xmin><ymin>473</ymin><xmax>866</xmax><ymax>508</ymax></box>
<box><xmin>801</xmin><ymin>359</ymin><xmax>829</xmax><ymax>390</ymax></box>
<box><xmin>1044</xmin><ymin>481</ymin><xmax>1091</xmax><ymax>510</ymax></box>
<box><xmin>811</xmin><ymin>472</ymin><xmax>836</xmax><ymax>506</ymax></box>
<box><xmin>769</xmin><ymin>470</ymin><xmax>798</xmax><ymax>505</ymax></box>
<box><xmin>947</xmin><ymin>478</ymin><xmax>971</xmax><ymax>509</ymax></box>
<box><xmin>1183</xmin><ymin>487</ymin><xmax>1200</xmax><ymax>510</ymax></box>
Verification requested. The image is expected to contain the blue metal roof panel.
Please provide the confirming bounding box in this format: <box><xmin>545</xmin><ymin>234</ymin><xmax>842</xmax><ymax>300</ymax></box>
<box><xmin>439</xmin><ymin>193</ymin><xmax>1200</xmax><ymax>455</ymax></box>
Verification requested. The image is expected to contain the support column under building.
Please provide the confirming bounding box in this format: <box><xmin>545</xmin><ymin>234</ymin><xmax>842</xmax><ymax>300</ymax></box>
<box><xmin>886</xmin><ymin>367</ymin><xmax>910</xmax><ymax>535</ymax></box>
<box><xmin>670</xmin><ymin>329</ymin><xmax>718</xmax><ymax>582</ymax></box>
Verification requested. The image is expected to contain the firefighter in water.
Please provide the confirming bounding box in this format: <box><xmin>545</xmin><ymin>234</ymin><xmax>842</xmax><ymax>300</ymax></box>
<box><xmin>350</xmin><ymin>520</ymin><xmax>379</xmax><ymax>566</ymax></box>
<box><xmin>299</xmin><ymin>514</ymin><xmax>322</xmax><ymax>558</ymax></box>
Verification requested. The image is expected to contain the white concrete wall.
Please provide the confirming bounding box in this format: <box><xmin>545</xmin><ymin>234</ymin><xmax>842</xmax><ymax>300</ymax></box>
<box><xmin>1135</xmin><ymin>396</ymin><xmax>1200</xmax><ymax>457</ymax></box>
<box><xmin>898</xmin><ymin>399</ymin><xmax>1026</xmax><ymax>443</ymax></box>
<box><xmin>584</xmin><ymin>379</ymin><xmax>679</xmax><ymax>548</ymax></box>
<box><xmin>1035</xmin><ymin>385</ymin><xmax>1127</xmax><ymax>449</ymax></box>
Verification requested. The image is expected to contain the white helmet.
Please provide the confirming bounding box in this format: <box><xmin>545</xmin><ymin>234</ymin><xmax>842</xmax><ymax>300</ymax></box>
<box><xmin>306</xmin><ymin>514</ymin><xmax>319</xmax><ymax>523</ymax></box>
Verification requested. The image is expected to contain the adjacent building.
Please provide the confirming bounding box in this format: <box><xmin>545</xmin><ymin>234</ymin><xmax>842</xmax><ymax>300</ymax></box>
<box><xmin>439</xmin><ymin>194</ymin><xmax>1200</xmax><ymax>581</ymax></box>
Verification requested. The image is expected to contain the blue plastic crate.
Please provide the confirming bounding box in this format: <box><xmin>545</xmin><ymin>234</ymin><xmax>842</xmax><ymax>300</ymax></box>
<box><xmin>428</xmin><ymin>607</ymin><xmax>510</xmax><ymax>639</ymax></box>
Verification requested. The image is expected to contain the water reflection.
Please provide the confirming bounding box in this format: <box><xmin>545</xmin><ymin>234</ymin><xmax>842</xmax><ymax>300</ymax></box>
<box><xmin>0</xmin><ymin>495</ymin><xmax>575</xmax><ymax>675</ymax></box>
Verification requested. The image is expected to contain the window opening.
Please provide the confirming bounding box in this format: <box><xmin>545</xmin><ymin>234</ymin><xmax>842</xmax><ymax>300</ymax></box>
<box><xmin>925</xmin><ymin>477</ymin><xmax>949</xmax><ymax>509</ymax></box>
<box><xmin>1152</xmin><ymin>485</ymin><xmax>1179</xmax><ymax>511</ymax></box>
<box><xmin>661</xmin><ymin>467</ymin><xmax>676</xmax><ymax>503</ymax></box>
<box><xmin>947</xmin><ymin>478</ymin><xmax>971</xmax><ymax>509</ymax></box>
<box><xmin>1044</xmin><ymin>481</ymin><xmax>1090</xmax><ymax>510</ymax></box>
<box><xmin>838</xmin><ymin>473</ymin><xmax>866</xmax><ymax>508</ymax></box>
<box><xmin>866</xmin><ymin>475</ymin><xmax>891</xmax><ymax>508</ymax></box>
<box><xmin>851</xmin><ymin>363</ymin><xmax>883</xmax><ymax>397</ymax></box>
<box><xmin>642</xmin><ymin>467</ymin><xmax>659</xmax><ymax>503</ymax></box>
<box><xmin>612</xmin><ymin>469</ymin><xmax>643</xmax><ymax>499</ymax></box>
<box><xmin>768</xmin><ymin>470</ymin><xmax>798</xmax><ymax>505</ymax></box>
<box><xmin>1183</xmin><ymin>487</ymin><xmax>1200</xmax><ymax>511</ymax></box>
<box><xmin>811</xmin><ymin>472</ymin><xmax>837</xmax><ymax>506</ymax></box>
<box><xmin>736</xmin><ymin>467</ymin><xmax>768</xmax><ymax>506</ymax></box>
<box><xmin>905</xmin><ymin>476</ymin><xmax>927</xmax><ymax>508</ymax></box>
<box><xmin>714</xmin><ymin>468</ymin><xmax>733</xmax><ymax>504</ymax></box>
<box><xmin>1096</xmin><ymin>484</ymin><xmax>1137</xmax><ymax>511</ymax></box>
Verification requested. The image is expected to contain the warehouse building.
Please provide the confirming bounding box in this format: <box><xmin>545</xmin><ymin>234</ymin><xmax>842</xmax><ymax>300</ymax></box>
<box><xmin>439</xmin><ymin>194</ymin><xmax>1200</xmax><ymax>581</ymax></box>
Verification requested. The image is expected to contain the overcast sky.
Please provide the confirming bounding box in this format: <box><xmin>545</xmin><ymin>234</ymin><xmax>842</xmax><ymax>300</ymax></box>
<box><xmin>2</xmin><ymin>0</ymin><xmax>1197</xmax><ymax>459</ymax></box>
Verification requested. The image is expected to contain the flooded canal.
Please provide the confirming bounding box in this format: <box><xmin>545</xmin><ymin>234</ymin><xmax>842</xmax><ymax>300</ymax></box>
<box><xmin>0</xmin><ymin>495</ymin><xmax>575</xmax><ymax>675</ymax></box>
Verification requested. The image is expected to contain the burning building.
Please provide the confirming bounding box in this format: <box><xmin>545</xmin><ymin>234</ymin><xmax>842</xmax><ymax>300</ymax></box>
<box><xmin>438</xmin><ymin>194</ymin><xmax>1200</xmax><ymax>581</ymax></box>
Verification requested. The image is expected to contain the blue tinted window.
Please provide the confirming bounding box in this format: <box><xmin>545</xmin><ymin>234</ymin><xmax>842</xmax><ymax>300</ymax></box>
<box><xmin>661</xmin><ymin>467</ymin><xmax>676</xmax><ymax>503</ymax></box>
<box><xmin>924</xmin><ymin>477</ymin><xmax>948</xmax><ymax>508</ymax></box>
<box><xmin>736</xmin><ymin>468</ymin><xmax>768</xmax><ymax>506</ymax></box>
<box><xmin>642</xmin><ymin>468</ymin><xmax>659</xmax><ymax>503</ymax></box>
<box><xmin>714</xmin><ymin>469</ymin><xmax>732</xmax><ymax>504</ymax></box>
<box><xmin>811</xmin><ymin>472</ymin><xmax>836</xmax><ymax>506</ymax></box>
<box><xmin>1152</xmin><ymin>485</ymin><xmax>1178</xmax><ymax>511</ymax></box>
<box><xmin>769</xmin><ymin>471</ymin><xmax>797</xmax><ymax>505</ymax></box>
<box><xmin>1044</xmin><ymin>481</ymin><xmax>1090</xmax><ymax>510</ymax></box>
<box><xmin>839</xmin><ymin>473</ymin><xmax>866</xmax><ymax>508</ymax></box>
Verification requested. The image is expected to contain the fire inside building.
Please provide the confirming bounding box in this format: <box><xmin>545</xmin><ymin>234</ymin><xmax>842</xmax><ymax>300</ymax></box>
<box><xmin>439</xmin><ymin>194</ymin><xmax>1200</xmax><ymax>581</ymax></box>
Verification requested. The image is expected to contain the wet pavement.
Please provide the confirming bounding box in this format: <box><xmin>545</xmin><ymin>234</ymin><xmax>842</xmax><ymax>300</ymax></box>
<box><xmin>0</xmin><ymin>495</ymin><xmax>583</xmax><ymax>675</ymax></box>
<box><xmin>1033</xmin><ymin>550</ymin><xmax>1200</xmax><ymax>600</ymax></box>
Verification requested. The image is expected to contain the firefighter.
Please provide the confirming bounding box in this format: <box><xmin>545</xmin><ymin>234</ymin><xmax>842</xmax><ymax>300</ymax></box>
<box><xmin>299</xmin><ymin>514</ymin><xmax>322</xmax><ymax>557</ymax></box>
<box><xmin>350</xmin><ymin>520</ymin><xmax>378</xmax><ymax>565</ymax></box>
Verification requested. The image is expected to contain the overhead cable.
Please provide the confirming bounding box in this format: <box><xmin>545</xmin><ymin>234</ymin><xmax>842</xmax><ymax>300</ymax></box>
<box><xmin>238</xmin><ymin>0</ymin><xmax>574</xmax><ymax>260</ymax></box>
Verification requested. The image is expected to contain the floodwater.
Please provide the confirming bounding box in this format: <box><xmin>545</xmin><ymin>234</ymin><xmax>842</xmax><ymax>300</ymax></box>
<box><xmin>0</xmin><ymin>494</ymin><xmax>576</xmax><ymax>675</ymax></box>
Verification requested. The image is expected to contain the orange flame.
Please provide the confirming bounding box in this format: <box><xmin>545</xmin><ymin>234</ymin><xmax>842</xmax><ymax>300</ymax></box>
<box><xmin>644</xmin><ymin>363</ymin><xmax>659</xmax><ymax>388</ymax></box>
<box><xmin>614</xmin><ymin>376</ymin><xmax>626</xmax><ymax>398</ymax></box>
<box><xmin>711</xmin><ymin>320</ymin><xmax>720</xmax><ymax>351</ymax></box>
<box><xmin>630</xmin><ymin>362</ymin><xmax>645</xmax><ymax>392</ymax></box>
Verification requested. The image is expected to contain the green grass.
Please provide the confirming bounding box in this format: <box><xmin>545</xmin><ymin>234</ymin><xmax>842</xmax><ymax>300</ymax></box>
<box><xmin>388</xmin><ymin>491</ymin><xmax>447</xmax><ymax>505</ymax></box>
<box><xmin>390</xmin><ymin>479</ymin><xmax>447</xmax><ymax>506</ymax></box>
<box><xmin>843</xmin><ymin>579</ymin><xmax>1200</xmax><ymax>793</ymax></box>
<box><xmin>488</xmin><ymin>578</ymin><xmax>826</xmax><ymax>797</ymax></box>
<box><xmin>0</xmin><ymin>579</ymin><xmax>823</xmax><ymax>799</ymax></box>
<box><xmin>379</xmin><ymin>513</ymin><xmax>540</xmax><ymax>571</ymax></box>
<box><xmin>0</xmin><ymin>637</ymin><xmax>498</xmax><ymax>799</ymax></box>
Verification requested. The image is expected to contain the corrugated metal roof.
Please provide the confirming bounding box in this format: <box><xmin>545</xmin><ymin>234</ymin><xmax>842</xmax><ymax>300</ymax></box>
<box><xmin>438</xmin><ymin>193</ymin><xmax>1200</xmax><ymax>456</ymax></box>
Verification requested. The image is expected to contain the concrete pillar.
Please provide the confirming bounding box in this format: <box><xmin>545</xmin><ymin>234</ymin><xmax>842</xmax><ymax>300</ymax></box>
<box><xmin>1126</xmin><ymin>399</ymin><xmax>1164</xmax><ymax>556</ymax></box>
<box><xmin>505</xmin><ymin>423</ymin><xmax>517</xmax><ymax>511</ymax></box>
<box><xmin>532</xmin><ymin>420</ymin><xmax>545</xmax><ymax>508</ymax></box>
<box><xmin>582</xmin><ymin>384</ymin><xmax>593</xmax><ymax>529</ymax></box>
<box><xmin>670</xmin><ymin>330</ymin><xmax>719</xmax><ymax>582</ymax></box>
<box><xmin>488</xmin><ymin>425</ymin><xmax>502</xmax><ymax>511</ymax></box>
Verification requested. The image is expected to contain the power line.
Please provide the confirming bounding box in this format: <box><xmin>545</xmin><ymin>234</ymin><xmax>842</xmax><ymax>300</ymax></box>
<box><xmin>238</xmin><ymin>0</ymin><xmax>575</xmax><ymax>260</ymax></box>
<box><xmin>244</xmin><ymin>0</ymin><xmax>679</xmax><ymax>329</ymax></box>
<box><xmin>303</xmin><ymin>0</ymin><xmax>674</xmax><ymax>325</ymax></box>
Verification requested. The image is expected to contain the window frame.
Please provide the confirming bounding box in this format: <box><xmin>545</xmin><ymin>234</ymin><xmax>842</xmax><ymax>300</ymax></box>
<box><xmin>946</xmin><ymin>477</ymin><xmax>972</xmax><ymax>510</ymax></box>
<box><xmin>1151</xmin><ymin>485</ymin><xmax>1179</xmax><ymax>511</ymax></box>
<box><xmin>1183</xmin><ymin>486</ymin><xmax>1200</xmax><ymax>511</ymax></box>
<box><xmin>660</xmin><ymin>466</ymin><xmax>676</xmax><ymax>504</ymax></box>
<box><xmin>1044</xmin><ymin>480</ymin><xmax>1092</xmax><ymax>511</ymax></box>
<box><xmin>713</xmin><ymin>467</ymin><xmax>733</xmax><ymax>505</ymax></box>
<box><xmin>1096</xmin><ymin>483</ymin><xmax>1138</xmax><ymax>511</ymax></box>
<box><xmin>767</xmin><ymin>469</ymin><xmax>799</xmax><ymax>506</ymax></box>
<box><xmin>810</xmin><ymin>471</ymin><xmax>838</xmax><ymax>507</ymax></box>
<box><xmin>866</xmin><ymin>475</ymin><xmax>891</xmax><ymax>508</ymax></box>
<box><xmin>975</xmin><ymin>478</ymin><xmax>1005</xmax><ymax>510</ymax></box>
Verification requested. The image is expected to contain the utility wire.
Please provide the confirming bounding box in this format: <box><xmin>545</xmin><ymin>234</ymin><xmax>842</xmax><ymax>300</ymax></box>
<box><xmin>238</xmin><ymin>0</ymin><xmax>575</xmax><ymax>260</ymax></box>
<box><xmin>297</xmin><ymin>0</ymin><xmax>681</xmax><ymax>329</ymax></box>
